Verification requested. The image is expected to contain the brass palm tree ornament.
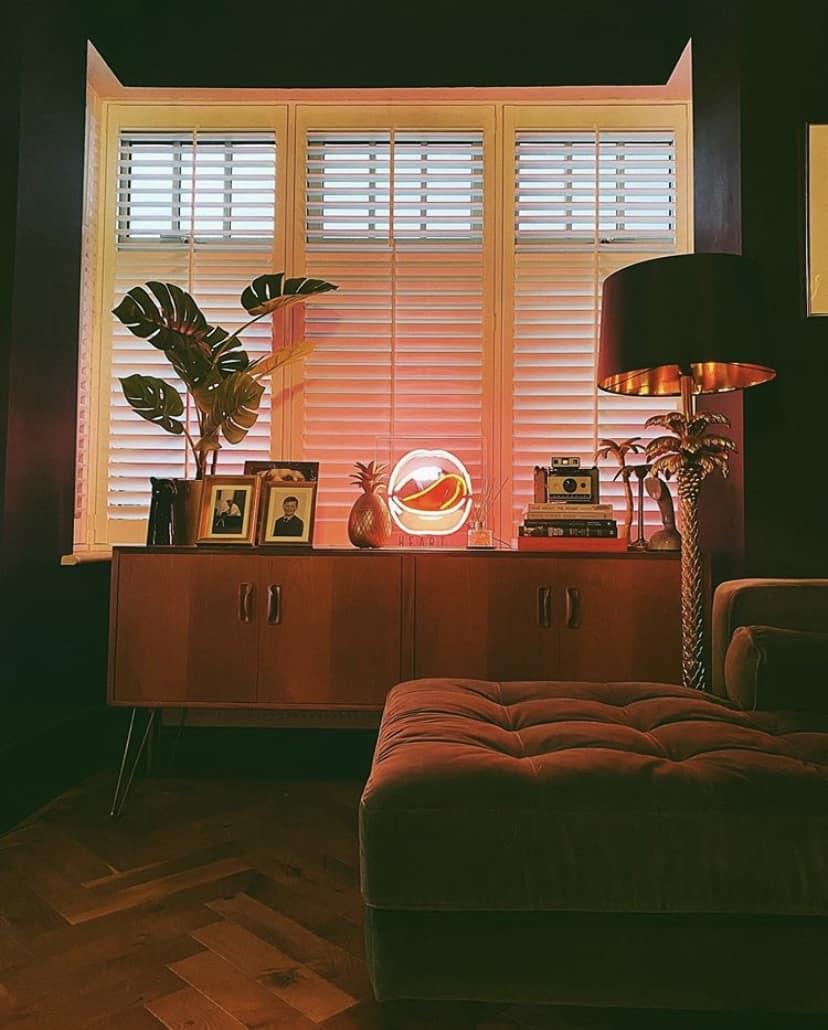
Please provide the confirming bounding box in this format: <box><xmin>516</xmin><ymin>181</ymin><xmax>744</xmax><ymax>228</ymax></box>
<box><xmin>645</xmin><ymin>410</ymin><xmax>736</xmax><ymax>690</ymax></box>
<box><xmin>594</xmin><ymin>437</ymin><xmax>645</xmax><ymax>543</ymax></box>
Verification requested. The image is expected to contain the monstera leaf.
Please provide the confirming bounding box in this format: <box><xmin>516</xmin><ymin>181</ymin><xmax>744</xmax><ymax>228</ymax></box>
<box><xmin>114</xmin><ymin>282</ymin><xmax>210</xmax><ymax>350</ymax></box>
<box><xmin>113</xmin><ymin>282</ymin><xmax>247</xmax><ymax>387</ymax></box>
<box><xmin>248</xmin><ymin>340</ymin><xmax>315</xmax><ymax>378</ymax></box>
<box><xmin>240</xmin><ymin>274</ymin><xmax>337</xmax><ymax>317</ymax></box>
<box><xmin>120</xmin><ymin>375</ymin><xmax>185</xmax><ymax>435</ymax></box>
<box><xmin>199</xmin><ymin>371</ymin><xmax>265</xmax><ymax>447</ymax></box>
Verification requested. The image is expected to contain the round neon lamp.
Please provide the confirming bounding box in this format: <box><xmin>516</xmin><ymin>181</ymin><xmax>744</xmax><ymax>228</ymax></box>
<box><xmin>387</xmin><ymin>448</ymin><xmax>473</xmax><ymax>536</ymax></box>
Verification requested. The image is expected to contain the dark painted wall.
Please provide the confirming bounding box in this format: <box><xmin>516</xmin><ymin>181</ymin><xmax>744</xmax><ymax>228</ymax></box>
<box><xmin>1</xmin><ymin>4</ymin><xmax>113</xmax><ymax>830</ymax></box>
<box><xmin>738</xmin><ymin>4</ymin><xmax>828</xmax><ymax>575</ymax></box>
<box><xmin>691</xmin><ymin>2</ymin><xmax>746</xmax><ymax>581</ymax></box>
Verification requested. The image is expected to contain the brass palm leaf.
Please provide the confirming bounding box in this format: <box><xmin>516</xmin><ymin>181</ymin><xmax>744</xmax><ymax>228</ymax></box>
<box><xmin>645</xmin><ymin>412</ymin><xmax>686</xmax><ymax>434</ymax></box>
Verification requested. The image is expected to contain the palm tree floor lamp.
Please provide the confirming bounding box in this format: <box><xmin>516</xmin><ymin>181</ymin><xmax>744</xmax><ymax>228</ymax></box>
<box><xmin>596</xmin><ymin>253</ymin><xmax>776</xmax><ymax>691</ymax></box>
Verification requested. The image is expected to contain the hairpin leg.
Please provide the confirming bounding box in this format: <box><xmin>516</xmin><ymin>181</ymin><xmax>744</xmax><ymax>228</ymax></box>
<box><xmin>110</xmin><ymin>708</ymin><xmax>158</xmax><ymax>818</ymax></box>
<box><xmin>168</xmin><ymin>707</ymin><xmax>188</xmax><ymax>772</ymax></box>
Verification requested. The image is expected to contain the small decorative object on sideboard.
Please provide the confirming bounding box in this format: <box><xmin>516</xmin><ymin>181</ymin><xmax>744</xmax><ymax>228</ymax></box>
<box><xmin>348</xmin><ymin>461</ymin><xmax>393</xmax><ymax>549</ymax></box>
<box><xmin>520</xmin><ymin>455</ymin><xmax>618</xmax><ymax>550</ymax></box>
<box><xmin>113</xmin><ymin>274</ymin><xmax>337</xmax><ymax>544</ymax></box>
<box><xmin>260</xmin><ymin>480</ymin><xmax>317</xmax><ymax>546</ymax></box>
<box><xmin>147</xmin><ymin>477</ymin><xmax>176</xmax><ymax>545</ymax></box>
<box><xmin>645</xmin><ymin>473</ymin><xmax>681</xmax><ymax>551</ymax></box>
<box><xmin>244</xmin><ymin>460</ymin><xmax>319</xmax><ymax>482</ymax></box>
<box><xmin>196</xmin><ymin>474</ymin><xmax>260</xmax><ymax>545</ymax></box>
<box><xmin>534</xmin><ymin>456</ymin><xmax>600</xmax><ymax>505</ymax></box>
<box><xmin>387</xmin><ymin>449</ymin><xmax>474</xmax><ymax>537</ymax></box>
<box><xmin>625</xmin><ymin>464</ymin><xmax>651</xmax><ymax>552</ymax></box>
<box><xmin>467</xmin><ymin>476</ymin><xmax>507</xmax><ymax>549</ymax></box>
<box><xmin>593</xmin><ymin>437</ymin><xmax>644</xmax><ymax>542</ymax></box>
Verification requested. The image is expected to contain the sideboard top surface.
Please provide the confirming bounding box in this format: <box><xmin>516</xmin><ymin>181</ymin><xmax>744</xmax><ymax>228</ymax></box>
<box><xmin>112</xmin><ymin>545</ymin><xmax>679</xmax><ymax>561</ymax></box>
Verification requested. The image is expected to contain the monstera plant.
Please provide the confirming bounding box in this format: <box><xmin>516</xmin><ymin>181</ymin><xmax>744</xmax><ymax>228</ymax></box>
<box><xmin>114</xmin><ymin>273</ymin><xmax>337</xmax><ymax>479</ymax></box>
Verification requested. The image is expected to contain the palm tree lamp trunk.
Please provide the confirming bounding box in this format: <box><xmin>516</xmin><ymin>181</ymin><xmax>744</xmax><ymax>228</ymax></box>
<box><xmin>596</xmin><ymin>254</ymin><xmax>775</xmax><ymax>691</ymax></box>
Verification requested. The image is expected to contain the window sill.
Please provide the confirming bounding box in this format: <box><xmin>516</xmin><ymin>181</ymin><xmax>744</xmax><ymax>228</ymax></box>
<box><xmin>61</xmin><ymin>551</ymin><xmax>113</xmax><ymax>566</ymax></box>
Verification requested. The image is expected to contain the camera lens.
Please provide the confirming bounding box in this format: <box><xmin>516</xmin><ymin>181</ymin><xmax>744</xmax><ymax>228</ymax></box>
<box><xmin>563</xmin><ymin>478</ymin><xmax>577</xmax><ymax>493</ymax></box>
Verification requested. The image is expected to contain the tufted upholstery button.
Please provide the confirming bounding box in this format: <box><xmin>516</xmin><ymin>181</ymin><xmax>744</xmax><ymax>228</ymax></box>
<box><xmin>360</xmin><ymin>678</ymin><xmax>828</xmax><ymax>917</ymax></box>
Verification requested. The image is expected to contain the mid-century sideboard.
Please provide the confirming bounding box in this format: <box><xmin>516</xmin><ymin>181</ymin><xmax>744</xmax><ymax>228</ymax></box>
<box><xmin>108</xmin><ymin>547</ymin><xmax>685</xmax><ymax>714</ymax></box>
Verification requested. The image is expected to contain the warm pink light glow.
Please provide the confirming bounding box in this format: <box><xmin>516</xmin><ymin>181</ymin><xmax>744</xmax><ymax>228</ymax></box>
<box><xmin>388</xmin><ymin>448</ymin><xmax>473</xmax><ymax>536</ymax></box>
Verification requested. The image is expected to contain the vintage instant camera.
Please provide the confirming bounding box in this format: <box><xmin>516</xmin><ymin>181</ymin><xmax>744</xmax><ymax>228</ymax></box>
<box><xmin>533</xmin><ymin>457</ymin><xmax>600</xmax><ymax>504</ymax></box>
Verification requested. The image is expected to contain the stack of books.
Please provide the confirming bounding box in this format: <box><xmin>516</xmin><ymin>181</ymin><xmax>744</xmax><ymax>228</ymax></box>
<box><xmin>517</xmin><ymin>503</ymin><xmax>626</xmax><ymax>552</ymax></box>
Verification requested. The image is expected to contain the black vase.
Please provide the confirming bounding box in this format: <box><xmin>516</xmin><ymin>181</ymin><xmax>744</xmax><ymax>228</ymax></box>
<box><xmin>146</xmin><ymin>477</ymin><xmax>176</xmax><ymax>545</ymax></box>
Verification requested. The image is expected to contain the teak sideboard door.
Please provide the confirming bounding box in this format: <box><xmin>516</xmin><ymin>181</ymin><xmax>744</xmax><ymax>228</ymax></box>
<box><xmin>412</xmin><ymin>555</ymin><xmax>559</xmax><ymax>681</ymax></box>
<box><xmin>552</xmin><ymin>557</ymin><xmax>681</xmax><ymax>684</ymax></box>
<box><xmin>110</xmin><ymin>553</ymin><xmax>260</xmax><ymax>705</ymax></box>
<box><xmin>255</xmin><ymin>554</ymin><xmax>403</xmax><ymax>707</ymax></box>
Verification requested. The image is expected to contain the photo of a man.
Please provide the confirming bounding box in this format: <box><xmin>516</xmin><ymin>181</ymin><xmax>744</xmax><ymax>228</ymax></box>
<box><xmin>272</xmin><ymin>495</ymin><xmax>304</xmax><ymax>537</ymax></box>
<box><xmin>262</xmin><ymin>483</ymin><xmax>316</xmax><ymax>545</ymax></box>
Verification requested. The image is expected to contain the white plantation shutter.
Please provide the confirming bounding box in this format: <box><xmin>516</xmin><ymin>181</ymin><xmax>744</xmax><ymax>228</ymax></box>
<box><xmin>302</xmin><ymin>131</ymin><xmax>486</xmax><ymax>546</ymax></box>
<box><xmin>511</xmin><ymin>129</ymin><xmax>681</xmax><ymax>535</ymax></box>
<box><xmin>103</xmin><ymin>131</ymin><xmax>277</xmax><ymax>540</ymax></box>
<box><xmin>75</xmin><ymin>84</ymin><xmax>102</xmax><ymax>542</ymax></box>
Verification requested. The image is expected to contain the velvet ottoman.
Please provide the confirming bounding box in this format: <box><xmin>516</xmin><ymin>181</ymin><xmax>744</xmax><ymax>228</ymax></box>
<box><xmin>359</xmin><ymin>675</ymin><xmax>828</xmax><ymax>1011</ymax></box>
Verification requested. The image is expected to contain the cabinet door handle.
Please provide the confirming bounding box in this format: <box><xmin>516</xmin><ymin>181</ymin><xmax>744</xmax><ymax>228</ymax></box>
<box><xmin>565</xmin><ymin>586</ymin><xmax>581</xmax><ymax>629</ymax></box>
<box><xmin>537</xmin><ymin>586</ymin><xmax>552</xmax><ymax>629</ymax></box>
<box><xmin>267</xmin><ymin>584</ymin><xmax>281</xmax><ymax>625</ymax></box>
<box><xmin>239</xmin><ymin>582</ymin><xmax>253</xmax><ymax>623</ymax></box>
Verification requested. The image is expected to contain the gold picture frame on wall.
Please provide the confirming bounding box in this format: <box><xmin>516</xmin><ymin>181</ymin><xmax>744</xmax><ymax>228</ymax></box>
<box><xmin>807</xmin><ymin>124</ymin><xmax>828</xmax><ymax>316</ymax></box>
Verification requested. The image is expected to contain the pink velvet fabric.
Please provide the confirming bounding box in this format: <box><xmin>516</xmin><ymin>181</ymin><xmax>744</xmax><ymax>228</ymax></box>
<box><xmin>360</xmin><ymin>678</ymin><xmax>828</xmax><ymax>915</ymax></box>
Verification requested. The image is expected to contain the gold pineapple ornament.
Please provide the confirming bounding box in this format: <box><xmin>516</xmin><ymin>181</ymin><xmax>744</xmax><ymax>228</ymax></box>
<box><xmin>348</xmin><ymin>460</ymin><xmax>393</xmax><ymax>549</ymax></box>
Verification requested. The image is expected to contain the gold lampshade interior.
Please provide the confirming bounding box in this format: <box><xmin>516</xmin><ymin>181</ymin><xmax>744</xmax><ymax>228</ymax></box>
<box><xmin>598</xmin><ymin>360</ymin><xmax>776</xmax><ymax>397</ymax></box>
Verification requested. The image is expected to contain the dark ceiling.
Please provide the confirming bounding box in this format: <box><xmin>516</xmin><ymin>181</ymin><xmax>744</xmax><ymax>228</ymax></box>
<box><xmin>81</xmin><ymin>0</ymin><xmax>695</xmax><ymax>89</ymax></box>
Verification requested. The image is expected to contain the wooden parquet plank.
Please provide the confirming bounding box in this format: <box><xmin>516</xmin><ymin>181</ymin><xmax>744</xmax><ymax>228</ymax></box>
<box><xmin>91</xmin><ymin>1006</ymin><xmax>166</xmax><ymax>1029</ymax></box>
<box><xmin>82</xmin><ymin>839</ymin><xmax>243</xmax><ymax>892</ymax></box>
<box><xmin>3</xmin><ymin>841</ymin><xmax>91</xmax><ymax>916</ymax></box>
<box><xmin>207</xmin><ymin>892</ymin><xmax>372</xmax><ymax>1001</ymax></box>
<box><xmin>246</xmin><ymin>849</ymin><xmax>363</xmax><ymax>926</ymax></box>
<box><xmin>244</xmin><ymin>872</ymin><xmax>365</xmax><ymax>959</ymax></box>
<box><xmin>147</xmin><ymin>986</ymin><xmax>247</xmax><ymax>1029</ymax></box>
<box><xmin>3</xmin><ymin>905</ymin><xmax>223</xmax><ymax>989</ymax></box>
<box><xmin>0</xmin><ymin>849</ymin><xmax>66</xmax><ymax>936</ymax></box>
<box><xmin>61</xmin><ymin>856</ymin><xmax>252</xmax><ymax>924</ymax></box>
<box><xmin>169</xmin><ymin>949</ymin><xmax>317</xmax><ymax>1029</ymax></box>
<box><xmin>2</xmin><ymin>935</ymin><xmax>202</xmax><ymax>1028</ymax></box>
<box><xmin>192</xmin><ymin>919</ymin><xmax>356</xmax><ymax>1024</ymax></box>
<box><xmin>12</xmin><ymin>822</ymin><xmax>117</xmax><ymax>881</ymax></box>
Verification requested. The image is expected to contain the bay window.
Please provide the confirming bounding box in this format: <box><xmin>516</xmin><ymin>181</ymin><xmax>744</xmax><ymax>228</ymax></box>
<box><xmin>74</xmin><ymin>97</ymin><xmax>689</xmax><ymax>551</ymax></box>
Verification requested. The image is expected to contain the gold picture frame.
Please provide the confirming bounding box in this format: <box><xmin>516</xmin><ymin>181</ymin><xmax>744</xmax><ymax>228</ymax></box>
<box><xmin>196</xmin><ymin>475</ymin><xmax>260</xmax><ymax>545</ymax></box>
<box><xmin>258</xmin><ymin>481</ymin><xmax>317</xmax><ymax>546</ymax></box>
<box><xmin>807</xmin><ymin>124</ymin><xmax>828</xmax><ymax>316</ymax></box>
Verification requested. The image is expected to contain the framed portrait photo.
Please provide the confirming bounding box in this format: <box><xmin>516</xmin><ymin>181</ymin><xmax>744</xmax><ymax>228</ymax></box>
<box><xmin>259</xmin><ymin>481</ymin><xmax>317</xmax><ymax>546</ymax></box>
<box><xmin>244</xmin><ymin>460</ymin><xmax>319</xmax><ymax>483</ymax></box>
<box><xmin>197</xmin><ymin>475</ymin><xmax>260</xmax><ymax>545</ymax></box>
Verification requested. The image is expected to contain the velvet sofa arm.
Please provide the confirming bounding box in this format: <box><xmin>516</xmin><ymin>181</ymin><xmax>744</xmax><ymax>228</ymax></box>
<box><xmin>711</xmin><ymin>579</ymin><xmax>828</xmax><ymax>698</ymax></box>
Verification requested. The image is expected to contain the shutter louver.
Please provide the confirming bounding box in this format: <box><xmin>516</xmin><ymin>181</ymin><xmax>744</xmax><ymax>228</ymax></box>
<box><xmin>104</xmin><ymin>131</ymin><xmax>276</xmax><ymax>539</ymax></box>
<box><xmin>512</xmin><ymin>130</ymin><xmax>679</xmax><ymax>536</ymax></box>
<box><xmin>303</xmin><ymin>131</ymin><xmax>485</xmax><ymax>546</ymax></box>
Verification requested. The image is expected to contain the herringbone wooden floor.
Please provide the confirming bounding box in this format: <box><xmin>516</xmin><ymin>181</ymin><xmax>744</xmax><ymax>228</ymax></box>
<box><xmin>0</xmin><ymin>767</ymin><xmax>822</xmax><ymax>1029</ymax></box>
